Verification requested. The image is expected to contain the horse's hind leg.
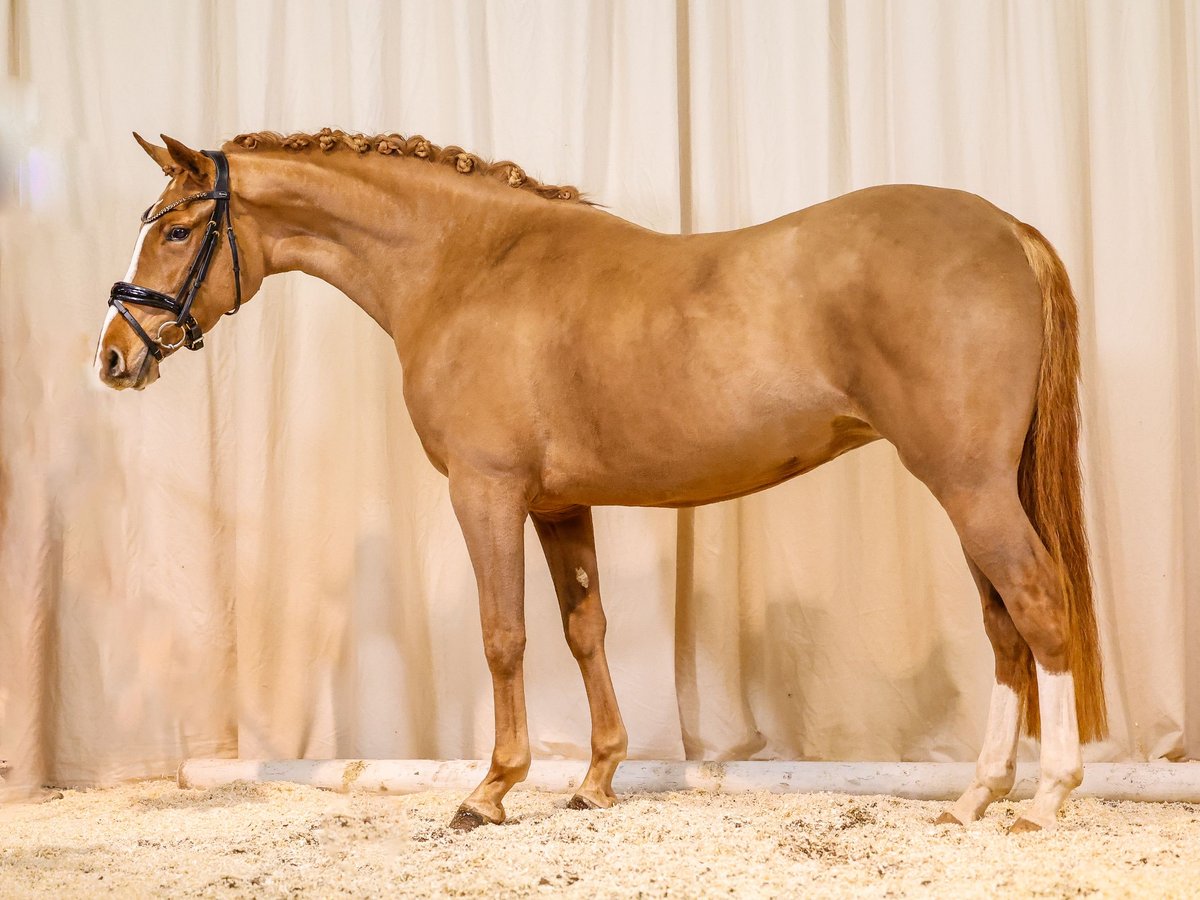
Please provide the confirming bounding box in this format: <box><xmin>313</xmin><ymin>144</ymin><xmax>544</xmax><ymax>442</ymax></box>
<box><xmin>936</xmin><ymin>556</ymin><xmax>1026</xmax><ymax>824</ymax></box>
<box><xmin>935</xmin><ymin>480</ymin><xmax>1082</xmax><ymax>832</ymax></box>
<box><xmin>532</xmin><ymin>507</ymin><xmax>628</xmax><ymax>809</ymax></box>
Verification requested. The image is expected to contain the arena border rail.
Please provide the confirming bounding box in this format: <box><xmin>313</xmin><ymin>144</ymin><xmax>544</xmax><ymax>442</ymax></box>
<box><xmin>177</xmin><ymin>759</ymin><xmax>1200</xmax><ymax>803</ymax></box>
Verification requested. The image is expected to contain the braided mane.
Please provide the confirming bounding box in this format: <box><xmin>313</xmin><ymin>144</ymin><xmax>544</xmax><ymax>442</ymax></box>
<box><xmin>228</xmin><ymin>128</ymin><xmax>589</xmax><ymax>204</ymax></box>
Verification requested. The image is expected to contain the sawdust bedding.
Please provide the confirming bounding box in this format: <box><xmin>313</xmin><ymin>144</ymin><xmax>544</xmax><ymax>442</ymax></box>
<box><xmin>1</xmin><ymin>779</ymin><xmax>1198</xmax><ymax>898</ymax></box>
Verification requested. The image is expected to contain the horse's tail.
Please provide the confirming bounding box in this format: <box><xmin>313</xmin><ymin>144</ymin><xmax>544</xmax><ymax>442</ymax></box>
<box><xmin>1010</xmin><ymin>220</ymin><xmax>1107</xmax><ymax>743</ymax></box>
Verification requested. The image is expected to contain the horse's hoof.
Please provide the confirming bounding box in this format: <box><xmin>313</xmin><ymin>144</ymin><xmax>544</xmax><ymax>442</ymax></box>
<box><xmin>1007</xmin><ymin>817</ymin><xmax>1043</xmax><ymax>834</ymax></box>
<box><xmin>932</xmin><ymin>811</ymin><xmax>964</xmax><ymax>826</ymax></box>
<box><xmin>449</xmin><ymin>807</ymin><xmax>491</xmax><ymax>831</ymax></box>
<box><xmin>567</xmin><ymin>790</ymin><xmax>615</xmax><ymax>810</ymax></box>
<box><xmin>567</xmin><ymin>794</ymin><xmax>598</xmax><ymax>810</ymax></box>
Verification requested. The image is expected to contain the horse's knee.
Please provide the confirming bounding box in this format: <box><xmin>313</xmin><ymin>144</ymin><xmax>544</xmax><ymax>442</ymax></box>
<box><xmin>564</xmin><ymin>600</ymin><xmax>606</xmax><ymax>661</ymax></box>
<box><xmin>483</xmin><ymin>627</ymin><xmax>526</xmax><ymax>676</ymax></box>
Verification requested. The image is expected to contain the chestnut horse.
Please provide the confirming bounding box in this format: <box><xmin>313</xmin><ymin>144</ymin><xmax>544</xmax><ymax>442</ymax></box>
<box><xmin>96</xmin><ymin>131</ymin><xmax>1105</xmax><ymax>833</ymax></box>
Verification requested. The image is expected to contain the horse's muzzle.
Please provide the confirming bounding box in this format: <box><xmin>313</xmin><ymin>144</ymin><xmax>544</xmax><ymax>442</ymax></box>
<box><xmin>97</xmin><ymin>342</ymin><xmax>159</xmax><ymax>391</ymax></box>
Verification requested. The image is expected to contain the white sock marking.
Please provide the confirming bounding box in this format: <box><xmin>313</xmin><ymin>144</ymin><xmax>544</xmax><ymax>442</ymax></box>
<box><xmin>1035</xmin><ymin>663</ymin><xmax>1080</xmax><ymax>781</ymax></box>
<box><xmin>1024</xmin><ymin>663</ymin><xmax>1082</xmax><ymax>827</ymax></box>
<box><xmin>977</xmin><ymin>681</ymin><xmax>1020</xmax><ymax>782</ymax></box>
<box><xmin>948</xmin><ymin>680</ymin><xmax>1021</xmax><ymax>822</ymax></box>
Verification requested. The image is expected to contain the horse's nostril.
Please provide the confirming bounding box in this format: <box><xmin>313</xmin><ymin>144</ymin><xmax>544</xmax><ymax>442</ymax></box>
<box><xmin>106</xmin><ymin>347</ymin><xmax>124</xmax><ymax>377</ymax></box>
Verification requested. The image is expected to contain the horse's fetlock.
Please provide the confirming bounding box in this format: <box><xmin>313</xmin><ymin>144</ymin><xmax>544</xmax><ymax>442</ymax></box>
<box><xmin>1058</xmin><ymin>764</ymin><xmax>1083</xmax><ymax>791</ymax></box>
<box><xmin>492</xmin><ymin>752</ymin><xmax>531</xmax><ymax>782</ymax></box>
<box><xmin>595</xmin><ymin>731</ymin><xmax>628</xmax><ymax>762</ymax></box>
<box><xmin>977</xmin><ymin>761</ymin><xmax>1016</xmax><ymax>795</ymax></box>
<box><xmin>1038</xmin><ymin>757</ymin><xmax>1082</xmax><ymax>796</ymax></box>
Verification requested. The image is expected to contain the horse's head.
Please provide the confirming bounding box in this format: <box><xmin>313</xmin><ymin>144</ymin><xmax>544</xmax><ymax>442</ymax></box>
<box><xmin>96</xmin><ymin>134</ymin><xmax>262</xmax><ymax>390</ymax></box>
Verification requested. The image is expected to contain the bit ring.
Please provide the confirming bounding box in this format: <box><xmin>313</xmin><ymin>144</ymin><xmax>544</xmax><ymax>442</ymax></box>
<box><xmin>156</xmin><ymin>320</ymin><xmax>188</xmax><ymax>351</ymax></box>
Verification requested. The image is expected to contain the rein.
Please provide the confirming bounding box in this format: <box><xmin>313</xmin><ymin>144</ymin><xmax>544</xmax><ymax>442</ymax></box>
<box><xmin>108</xmin><ymin>149</ymin><xmax>243</xmax><ymax>360</ymax></box>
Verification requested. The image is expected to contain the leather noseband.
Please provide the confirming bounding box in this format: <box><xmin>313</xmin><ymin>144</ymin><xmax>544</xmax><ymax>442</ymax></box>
<box><xmin>108</xmin><ymin>149</ymin><xmax>243</xmax><ymax>361</ymax></box>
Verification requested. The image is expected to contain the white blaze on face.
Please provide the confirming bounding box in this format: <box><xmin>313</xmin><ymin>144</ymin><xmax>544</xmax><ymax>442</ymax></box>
<box><xmin>123</xmin><ymin>222</ymin><xmax>153</xmax><ymax>282</ymax></box>
<box><xmin>96</xmin><ymin>222</ymin><xmax>153</xmax><ymax>366</ymax></box>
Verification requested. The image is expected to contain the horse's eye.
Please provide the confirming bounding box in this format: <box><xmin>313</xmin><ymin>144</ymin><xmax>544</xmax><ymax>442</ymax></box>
<box><xmin>166</xmin><ymin>226</ymin><xmax>190</xmax><ymax>242</ymax></box>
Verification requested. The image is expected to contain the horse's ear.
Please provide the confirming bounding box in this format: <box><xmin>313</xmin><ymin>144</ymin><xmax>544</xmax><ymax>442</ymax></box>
<box><xmin>160</xmin><ymin>134</ymin><xmax>215</xmax><ymax>183</ymax></box>
<box><xmin>133</xmin><ymin>132</ymin><xmax>180</xmax><ymax>176</ymax></box>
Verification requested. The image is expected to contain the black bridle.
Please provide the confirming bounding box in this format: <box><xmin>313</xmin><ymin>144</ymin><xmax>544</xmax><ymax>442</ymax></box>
<box><xmin>109</xmin><ymin>149</ymin><xmax>243</xmax><ymax>361</ymax></box>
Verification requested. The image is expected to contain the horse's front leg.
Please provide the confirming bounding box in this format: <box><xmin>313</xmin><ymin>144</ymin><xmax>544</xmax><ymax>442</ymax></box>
<box><xmin>447</xmin><ymin>472</ymin><xmax>531</xmax><ymax>831</ymax></box>
<box><xmin>532</xmin><ymin>507</ymin><xmax>628</xmax><ymax>810</ymax></box>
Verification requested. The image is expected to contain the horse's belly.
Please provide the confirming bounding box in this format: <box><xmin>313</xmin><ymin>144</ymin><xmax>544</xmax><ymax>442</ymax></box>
<box><xmin>533</xmin><ymin>408</ymin><xmax>878</xmax><ymax>510</ymax></box>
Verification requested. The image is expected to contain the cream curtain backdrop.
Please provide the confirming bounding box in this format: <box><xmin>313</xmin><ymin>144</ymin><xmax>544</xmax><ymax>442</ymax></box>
<box><xmin>0</xmin><ymin>0</ymin><xmax>1197</xmax><ymax>794</ymax></box>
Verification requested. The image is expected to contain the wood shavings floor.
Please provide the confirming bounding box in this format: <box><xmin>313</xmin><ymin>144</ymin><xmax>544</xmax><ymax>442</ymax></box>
<box><xmin>2</xmin><ymin>779</ymin><xmax>1198</xmax><ymax>898</ymax></box>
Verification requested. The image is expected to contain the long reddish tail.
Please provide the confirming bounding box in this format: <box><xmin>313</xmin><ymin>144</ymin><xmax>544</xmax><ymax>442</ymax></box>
<box><xmin>1011</xmin><ymin>221</ymin><xmax>1108</xmax><ymax>743</ymax></box>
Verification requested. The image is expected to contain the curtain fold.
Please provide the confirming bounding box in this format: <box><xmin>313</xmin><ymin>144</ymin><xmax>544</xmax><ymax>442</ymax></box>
<box><xmin>1</xmin><ymin>0</ymin><xmax>1197</xmax><ymax>794</ymax></box>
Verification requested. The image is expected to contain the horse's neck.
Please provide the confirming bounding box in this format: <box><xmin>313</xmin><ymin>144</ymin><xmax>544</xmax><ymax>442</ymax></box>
<box><xmin>246</xmin><ymin>153</ymin><xmax>506</xmax><ymax>357</ymax></box>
